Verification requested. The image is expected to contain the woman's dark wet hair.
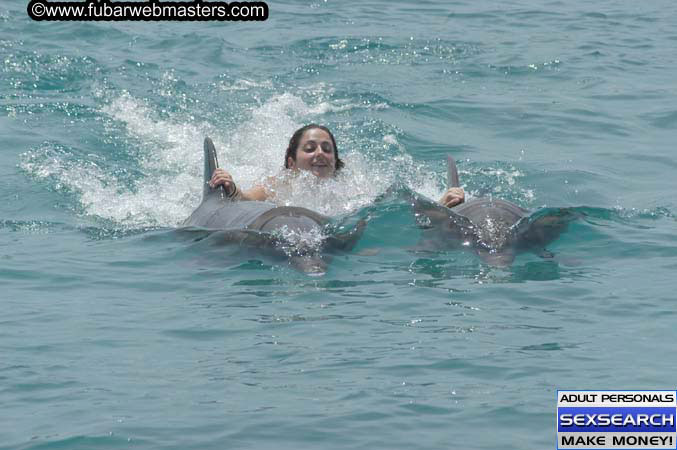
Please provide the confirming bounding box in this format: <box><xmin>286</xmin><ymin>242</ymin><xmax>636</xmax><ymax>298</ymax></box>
<box><xmin>284</xmin><ymin>124</ymin><xmax>345</xmax><ymax>172</ymax></box>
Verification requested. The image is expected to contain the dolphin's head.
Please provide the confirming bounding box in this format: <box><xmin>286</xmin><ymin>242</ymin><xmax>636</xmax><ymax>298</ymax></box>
<box><xmin>476</xmin><ymin>248</ymin><xmax>515</xmax><ymax>266</ymax></box>
<box><xmin>289</xmin><ymin>254</ymin><xmax>329</xmax><ymax>276</ymax></box>
<box><xmin>262</xmin><ymin>212</ymin><xmax>329</xmax><ymax>275</ymax></box>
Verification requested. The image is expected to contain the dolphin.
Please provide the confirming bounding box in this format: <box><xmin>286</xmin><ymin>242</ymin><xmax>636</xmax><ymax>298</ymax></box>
<box><xmin>412</xmin><ymin>156</ymin><xmax>578</xmax><ymax>265</ymax></box>
<box><xmin>181</xmin><ymin>137</ymin><xmax>364</xmax><ymax>274</ymax></box>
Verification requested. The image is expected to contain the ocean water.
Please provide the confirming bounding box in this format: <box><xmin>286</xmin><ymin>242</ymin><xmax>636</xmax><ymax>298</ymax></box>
<box><xmin>2</xmin><ymin>0</ymin><xmax>677</xmax><ymax>448</ymax></box>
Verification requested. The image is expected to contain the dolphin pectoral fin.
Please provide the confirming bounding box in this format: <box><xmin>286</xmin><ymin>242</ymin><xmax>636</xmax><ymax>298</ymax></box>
<box><xmin>415</xmin><ymin>206</ymin><xmax>450</xmax><ymax>228</ymax></box>
<box><xmin>207</xmin><ymin>229</ymin><xmax>272</xmax><ymax>248</ymax></box>
<box><xmin>446</xmin><ymin>210</ymin><xmax>476</xmax><ymax>237</ymax></box>
<box><xmin>413</xmin><ymin>196</ymin><xmax>453</xmax><ymax>226</ymax></box>
<box><xmin>412</xmin><ymin>195</ymin><xmax>477</xmax><ymax>248</ymax></box>
<box><xmin>514</xmin><ymin>207</ymin><xmax>580</xmax><ymax>248</ymax></box>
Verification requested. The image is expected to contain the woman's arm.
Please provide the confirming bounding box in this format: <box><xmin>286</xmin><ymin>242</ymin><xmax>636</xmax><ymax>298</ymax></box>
<box><xmin>209</xmin><ymin>168</ymin><xmax>269</xmax><ymax>201</ymax></box>
<box><xmin>240</xmin><ymin>185</ymin><xmax>268</xmax><ymax>201</ymax></box>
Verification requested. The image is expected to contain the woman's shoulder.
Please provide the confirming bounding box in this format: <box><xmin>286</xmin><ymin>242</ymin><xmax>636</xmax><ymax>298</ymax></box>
<box><xmin>262</xmin><ymin>175</ymin><xmax>280</xmax><ymax>186</ymax></box>
<box><xmin>249</xmin><ymin>171</ymin><xmax>291</xmax><ymax>201</ymax></box>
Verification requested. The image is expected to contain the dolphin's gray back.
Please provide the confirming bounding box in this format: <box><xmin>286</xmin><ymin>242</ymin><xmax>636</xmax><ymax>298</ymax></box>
<box><xmin>183</xmin><ymin>196</ymin><xmax>279</xmax><ymax>229</ymax></box>
<box><xmin>447</xmin><ymin>156</ymin><xmax>528</xmax><ymax>223</ymax></box>
<box><xmin>247</xmin><ymin>206</ymin><xmax>328</xmax><ymax>233</ymax></box>
<box><xmin>453</xmin><ymin>198</ymin><xmax>528</xmax><ymax>253</ymax></box>
<box><xmin>413</xmin><ymin>156</ymin><xmax>574</xmax><ymax>265</ymax></box>
<box><xmin>454</xmin><ymin>198</ymin><xmax>528</xmax><ymax>225</ymax></box>
<box><xmin>411</xmin><ymin>156</ymin><xmax>531</xmax><ymax>264</ymax></box>
<box><xmin>184</xmin><ymin>200</ymin><xmax>330</xmax><ymax>233</ymax></box>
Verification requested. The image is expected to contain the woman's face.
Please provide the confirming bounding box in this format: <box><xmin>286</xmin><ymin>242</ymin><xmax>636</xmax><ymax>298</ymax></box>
<box><xmin>287</xmin><ymin>128</ymin><xmax>336</xmax><ymax>178</ymax></box>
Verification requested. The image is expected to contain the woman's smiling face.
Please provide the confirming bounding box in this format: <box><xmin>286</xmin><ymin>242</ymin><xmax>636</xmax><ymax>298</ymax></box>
<box><xmin>287</xmin><ymin>128</ymin><xmax>337</xmax><ymax>178</ymax></box>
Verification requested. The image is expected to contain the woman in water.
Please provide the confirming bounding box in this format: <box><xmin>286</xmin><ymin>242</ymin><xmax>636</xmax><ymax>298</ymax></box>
<box><xmin>208</xmin><ymin>124</ymin><xmax>465</xmax><ymax>208</ymax></box>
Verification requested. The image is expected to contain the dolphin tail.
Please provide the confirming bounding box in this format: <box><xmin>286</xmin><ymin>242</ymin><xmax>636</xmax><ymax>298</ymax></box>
<box><xmin>203</xmin><ymin>137</ymin><xmax>228</xmax><ymax>200</ymax></box>
<box><xmin>447</xmin><ymin>155</ymin><xmax>460</xmax><ymax>188</ymax></box>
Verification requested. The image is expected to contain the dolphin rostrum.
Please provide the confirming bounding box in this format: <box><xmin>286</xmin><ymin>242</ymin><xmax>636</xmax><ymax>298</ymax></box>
<box><xmin>182</xmin><ymin>137</ymin><xmax>364</xmax><ymax>274</ymax></box>
<box><xmin>412</xmin><ymin>156</ymin><xmax>577</xmax><ymax>265</ymax></box>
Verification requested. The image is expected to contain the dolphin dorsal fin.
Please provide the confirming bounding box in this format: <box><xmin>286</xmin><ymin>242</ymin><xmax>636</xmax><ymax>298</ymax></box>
<box><xmin>203</xmin><ymin>137</ymin><xmax>226</xmax><ymax>200</ymax></box>
<box><xmin>447</xmin><ymin>155</ymin><xmax>460</xmax><ymax>188</ymax></box>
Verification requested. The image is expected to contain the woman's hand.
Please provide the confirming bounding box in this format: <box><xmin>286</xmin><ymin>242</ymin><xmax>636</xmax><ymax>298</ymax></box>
<box><xmin>439</xmin><ymin>187</ymin><xmax>465</xmax><ymax>208</ymax></box>
<box><xmin>209</xmin><ymin>168</ymin><xmax>236</xmax><ymax>196</ymax></box>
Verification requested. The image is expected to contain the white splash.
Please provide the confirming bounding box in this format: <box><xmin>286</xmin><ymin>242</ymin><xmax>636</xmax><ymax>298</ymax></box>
<box><xmin>19</xmin><ymin>88</ymin><xmax>449</xmax><ymax>229</ymax></box>
<box><xmin>270</xmin><ymin>224</ymin><xmax>327</xmax><ymax>258</ymax></box>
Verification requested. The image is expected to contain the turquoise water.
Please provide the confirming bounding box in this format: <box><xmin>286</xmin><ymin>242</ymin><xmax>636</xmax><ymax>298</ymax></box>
<box><xmin>2</xmin><ymin>0</ymin><xmax>677</xmax><ymax>448</ymax></box>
